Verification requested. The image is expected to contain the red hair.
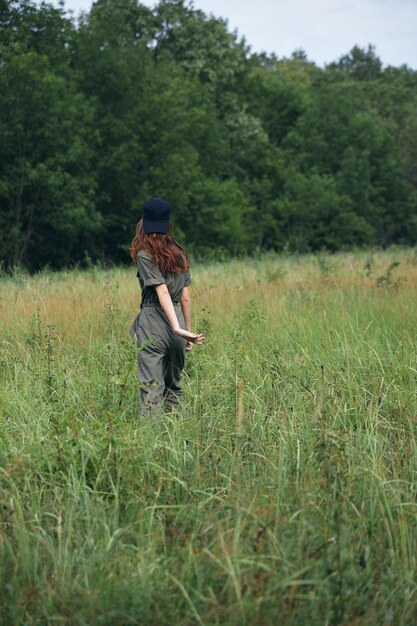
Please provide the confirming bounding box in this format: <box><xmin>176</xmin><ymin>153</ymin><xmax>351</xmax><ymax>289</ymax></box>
<box><xmin>130</xmin><ymin>219</ymin><xmax>190</xmax><ymax>275</ymax></box>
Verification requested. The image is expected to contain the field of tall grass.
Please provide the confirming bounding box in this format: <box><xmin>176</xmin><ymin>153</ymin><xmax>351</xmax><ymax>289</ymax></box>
<box><xmin>1</xmin><ymin>249</ymin><xmax>417</xmax><ymax>625</ymax></box>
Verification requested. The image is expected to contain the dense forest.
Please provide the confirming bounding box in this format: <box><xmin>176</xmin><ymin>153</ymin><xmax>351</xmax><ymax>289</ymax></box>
<box><xmin>1</xmin><ymin>0</ymin><xmax>417</xmax><ymax>270</ymax></box>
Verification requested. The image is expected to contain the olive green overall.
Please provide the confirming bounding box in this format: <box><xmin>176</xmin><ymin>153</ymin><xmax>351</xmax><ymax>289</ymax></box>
<box><xmin>129</xmin><ymin>251</ymin><xmax>191</xmax><ymax>416</ymax></box>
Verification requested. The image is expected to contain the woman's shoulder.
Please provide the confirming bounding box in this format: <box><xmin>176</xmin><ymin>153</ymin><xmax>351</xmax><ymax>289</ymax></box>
<box><xmin>137</xmin><ymin>249</ymin><xmax>153</xmax><ymax>260</ymax></box>
<box><xmin>136</xmin><ymin>250</ymin><xmax>156</xmax><ymax>267</ymax></box>
<box><xmin>136</xmin><ymin>250</ymin><xmax>158</xmax><ymax>273</ymax></box>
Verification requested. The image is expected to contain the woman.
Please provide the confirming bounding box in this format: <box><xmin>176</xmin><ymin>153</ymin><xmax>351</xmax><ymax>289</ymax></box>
<box><xmin>129</xmin><ymin>197</ymin><xmax>204</xmax><ymax>416</ymax></box>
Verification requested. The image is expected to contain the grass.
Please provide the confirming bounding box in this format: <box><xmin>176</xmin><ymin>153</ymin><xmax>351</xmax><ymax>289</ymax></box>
<box><xmin>1</xmin><ymin>248</ymin><xmax>417</xmax><ymax>625</ymax></box>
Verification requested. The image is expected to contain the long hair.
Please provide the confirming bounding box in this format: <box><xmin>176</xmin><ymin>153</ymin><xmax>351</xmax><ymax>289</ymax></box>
<box><xmin>130</xmin><ymin>219</ymin><xmax>190</xmax><ymax>275</ymax></box>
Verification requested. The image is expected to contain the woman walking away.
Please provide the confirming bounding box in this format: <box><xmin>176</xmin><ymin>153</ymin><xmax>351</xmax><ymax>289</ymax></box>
<box><xmin>129</xmin><ymin>197</ymin><xmax>204</xmax><ymax>416</ymax></box>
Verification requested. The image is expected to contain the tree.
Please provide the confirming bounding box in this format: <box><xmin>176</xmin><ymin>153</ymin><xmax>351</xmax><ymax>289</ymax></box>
<box><xmin>327</xmin><ymin>44</ymin><xmax>382</xmax><ymax>81</ymax></box>
<box><xmin>0</xmin><ymin>50</ymin><xmax>100</xmax><ymax>270</ymax></box>
<box><xmin>1</xmin><ymin>3</ymin><xmax>416</xmax><ymax>269</ymax></box>
<box><xmin>0</xmin><ymin>0</ymin><xmax>74</xmax><ymax>69</ymax></box>
<box><xmin>153</xmin><ymin>0</ymin><xmax>248</xmax><ymax>105</ymax></box>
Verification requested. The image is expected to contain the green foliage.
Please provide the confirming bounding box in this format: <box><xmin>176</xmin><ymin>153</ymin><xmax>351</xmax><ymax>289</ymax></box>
<box><xmin>154</xmin><ymin>0</ymin><xmax>248</xmax><ymax>99</ymax></box>
<box><xmin>0</xmin><ymin>48</ymin><xmax>101</xmax><ymax>270</ymax></box>
<box><xmin>0</xmin><ymin>0</ymin><xmax>417</xmax><ymax>270</ymax></box>
<box><xmin>328</xmin><ymin>44</ymin><xmax>383</xmax><ymax>80</ymax></box>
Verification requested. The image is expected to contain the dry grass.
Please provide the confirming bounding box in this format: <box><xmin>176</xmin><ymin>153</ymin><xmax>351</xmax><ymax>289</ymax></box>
<box><xmin>2</xmin><ymin>248</ymin><xmax>416</xmax><ymax>339</ymax></box>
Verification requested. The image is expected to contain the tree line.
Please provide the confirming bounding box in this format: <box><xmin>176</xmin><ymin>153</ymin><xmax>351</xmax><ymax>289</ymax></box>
<box><xmin>1</xmin><ymin>0</ymin><xmax>416</xmax><ymax>271</ymax></box>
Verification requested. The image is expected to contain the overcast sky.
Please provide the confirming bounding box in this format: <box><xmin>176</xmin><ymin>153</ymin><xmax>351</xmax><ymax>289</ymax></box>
<box><xmin>51</xmin><ymin>0</ymin><xmax>417</xmax><ymax>69</ymax></box>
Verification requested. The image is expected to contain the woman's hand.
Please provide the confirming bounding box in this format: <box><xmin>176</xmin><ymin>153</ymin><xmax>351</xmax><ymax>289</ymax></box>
<box><xmin>174</xmin><ymin>328</ymin><xmax>205</xmax><ymax>345</ymax></box>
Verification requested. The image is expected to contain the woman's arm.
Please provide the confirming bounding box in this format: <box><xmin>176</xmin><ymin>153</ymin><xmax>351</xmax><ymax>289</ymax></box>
<box><xmin>180</xmin><ymin>287</ymin><xmax>193</xmax><ymax>351</ymax></box>
<box><xmin>155</xmin><ymin>284</ymin><xmax>204</xmax><ymax>344</ymax></box>
<box><xmin>180</xmin><ymin>287</ymin><xmax>192</xmax><ymax>332</ymax></box>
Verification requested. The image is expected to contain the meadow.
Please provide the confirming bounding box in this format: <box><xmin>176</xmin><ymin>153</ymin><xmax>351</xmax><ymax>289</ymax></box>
<box><xmin>1</xmin><ymin>249</ymin><xmax>417</xmax><ymax>625</ymax></box>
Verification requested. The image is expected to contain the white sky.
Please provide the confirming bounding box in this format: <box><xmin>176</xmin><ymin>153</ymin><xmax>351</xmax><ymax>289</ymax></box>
<box><xmin>51</xmin><ymin>0</ymin><xmax>417</xmax><ymax>69</ymax></box>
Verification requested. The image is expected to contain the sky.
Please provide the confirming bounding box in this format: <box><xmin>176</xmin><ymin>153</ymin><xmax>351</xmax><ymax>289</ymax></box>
<box><xmin>50</xmin><ymin>0</ymin><xmax>417</xmax><ymax>69</ymax></box>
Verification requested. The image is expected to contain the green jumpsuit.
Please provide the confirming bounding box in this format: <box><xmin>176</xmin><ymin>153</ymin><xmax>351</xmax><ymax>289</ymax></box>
<box><xmin>129</xmin><ymin>250</ymin><xmax>192</xmax><ymax>416</ymax></box>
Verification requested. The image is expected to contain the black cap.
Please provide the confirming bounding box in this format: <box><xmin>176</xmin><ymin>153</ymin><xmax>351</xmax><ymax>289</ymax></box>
<box><xmin>143</xmin><ymin>197</ymin><xmax>171</xmax><ymax>233</ymax></box>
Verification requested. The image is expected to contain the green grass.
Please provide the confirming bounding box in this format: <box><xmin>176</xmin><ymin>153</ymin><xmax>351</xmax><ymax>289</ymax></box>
<box><xmin>1</xmin><ymin>249</ymin><xmax>417</xmax><ymax>625</ymax></box>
